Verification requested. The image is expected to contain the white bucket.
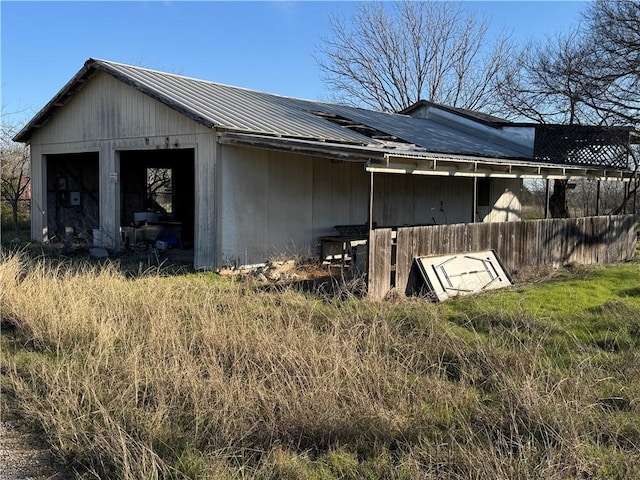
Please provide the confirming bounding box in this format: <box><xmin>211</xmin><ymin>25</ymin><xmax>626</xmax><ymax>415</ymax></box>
<box><xmin>92</xmin><ymin>229</ymin><xmax>102</xmax><ymax>247</ymax></box>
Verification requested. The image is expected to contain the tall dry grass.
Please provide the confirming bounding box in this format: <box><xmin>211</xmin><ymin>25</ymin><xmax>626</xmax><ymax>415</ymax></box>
<box><xmin>1</xmin><ymin>251</ymin><xmax>639</xmax><ymax>479</ymax></box>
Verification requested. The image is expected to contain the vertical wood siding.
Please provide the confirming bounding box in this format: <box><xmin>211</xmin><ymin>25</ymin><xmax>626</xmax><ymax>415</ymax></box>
<box><xmin>30</xmin><ymin>73</ymin><xmax>207</xmax><ymax>145</ymax></box>
<box><xmin>193</xmin><ymin>134</ymin><xmax>218</xmax><ymax>270</ymax></box>
<box><xmin>368</xmin><ymin>228</ymin><xmax>393</xmax><ymax>300</ymax></box>
<box><xmin>27</xmin><ymin>71</ymin><xmax>218</xmax><ymax>266</ymax></box>
<box><xmin>220</xmin><ymin>146</ymin><xmax>370</xmax><ymax>266</ymax></box>
<box><xmin>29</xmin><ymin>144</ymin><xmax>46</xmax><ymax>242</ymax></box>
<box><xmin>219</xmin><ymin>147</ymin><xmax>514</xmax><ymax>267</ymax></box>
<box><xmin>369</xmin><ymin>215</ymin><xmax>639</xmax><ymax>299</ymax></box>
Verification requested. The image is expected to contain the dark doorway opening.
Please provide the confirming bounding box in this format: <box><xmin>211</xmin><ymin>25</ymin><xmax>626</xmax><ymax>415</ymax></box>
<box><xmin>120</xmin><ymin>149</ymin><xmax>195</xmax><ymax>248</ymax></box>
<box><xmin>46</xmin><ymin>152</ymin><xmax>100</xmax><ymax>242</ymax></box>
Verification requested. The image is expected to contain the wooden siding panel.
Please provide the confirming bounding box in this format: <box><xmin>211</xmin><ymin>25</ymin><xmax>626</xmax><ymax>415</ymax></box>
<box><xmin>220</xmin><ymin>146</ymin><xmax>271</xmax><ymax>265</ymax></box>
<box><xmin>267</xmin><ymin>150</ymin><xmax>314</xmax><ymax>257</ymax></box>
<box><xmin>220</xmin><ymin>148</ymin><xmax>371</xmax><ymax>267</ymax></box>
<box><xmin>30</xmin><ymin>72</ymin><xmax>209</xmax><ymax>148</ymax></box>
<box><xmin>194</xmin><ymin>133</ymin><xmax>218</xmax><ymax>270</ymax></box>
<box><xmin>311</xmin><ymin>159</ymin><xmax>368</xmax><ymax>239</ymax></box>
<box><xmin>98</xmin><ymin>145</ymin><xmax>119</xmax><ymax>249</ymax></box>
<box><xmin>395</xmin><ymin>227</ymin><xmax>413</xmax><ymax>290</ymax></box>
<box><xmin>372</xmin><ymin>174</ymin><xmax>476</xmax><ymax>227</ymax></box>
<box><xmin>29</xmin><ymin>145</ymin><xmax>46</xmax><ymax>242</ymax></box>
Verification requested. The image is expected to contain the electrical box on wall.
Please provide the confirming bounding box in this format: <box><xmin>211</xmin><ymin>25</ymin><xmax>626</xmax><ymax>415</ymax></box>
<box><xmin>69</xmin><ymin>191</ymin><xmax>81</xmax><ymax>206</ymax></box>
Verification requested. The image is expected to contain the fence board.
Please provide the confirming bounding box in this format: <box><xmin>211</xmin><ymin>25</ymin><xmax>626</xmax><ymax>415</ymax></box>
<box><xmin>368</xmin><ymin>215</ymin><xmax>638</xmax><ymax>297</ymax></box>
<box><xmin>368</xmin><ymin>228</ymin><xmax>393</xmax><ymax>300</ymax></box>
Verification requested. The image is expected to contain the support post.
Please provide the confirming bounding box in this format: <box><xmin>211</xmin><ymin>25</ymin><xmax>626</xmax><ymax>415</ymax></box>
<box><xmin>194</xmin><ymin>136</ymin><xmax>218</xmax><ymax>270</ymax></box>
<box><xmin>544</xmin><ymin>179</ymin><xmax>550</xmax><ymax>219</ymax></box>
<box><xmin>596</xmin><ymin>180</ymin><xmax>601</xmax><ymax>216</ymax></box>
<box><xmin>99</xmin><ymin>144</ymin><xmax>121</xmax><ymax>250</ymax></box>
<box><xmin>368</xmin><ymin>169</ymin><xmax>374</xmax><ymax>232</ymax></box>
<box><xmin>472</xmin><ymin>177</ymin><xmax>478</xmax><ymax>223</ymax></box>
<box><xmin>30</xmin><ymin>147</ymin><xmax>48</xmax><ymax>242</ymax></box>
<box><xmin>366</xmin><ymin>168</ymin><xmax>375</xmax><ymax>290</ymax></box>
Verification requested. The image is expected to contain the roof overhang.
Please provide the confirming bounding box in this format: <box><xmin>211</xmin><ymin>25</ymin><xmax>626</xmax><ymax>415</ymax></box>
<box><xmin>218</xmin><ymin>131</ymin><xmax>634</xmax><ymax>181</ymax></box>
<box><xmin>370</xmin><ymin>152</ymin><xmax>634</xmax><ymax>181</ymax></box>
<box><xmin>217</xmin><ymin>131</ymin><xmax>382</xmax><ymax>162</ymax></box>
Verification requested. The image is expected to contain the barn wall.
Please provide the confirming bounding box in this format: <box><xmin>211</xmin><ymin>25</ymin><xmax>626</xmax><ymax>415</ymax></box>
<box><xmin>372</xmin><ymin>173</ymin><xmax>475</xmax><ymax>226</ymax></box>
<box><xmin>220</xmin><ymin>146</ymin><xmax>369</xmax><ymax>266</ymax></box>
<box><xmin>28</xmin><ymin>72</ymin><xmax>218</xmax><ymax>268</ymax></box>
<box><xmin>219</xmin><ymin>147</ymin><xmax>518</xmax><ymax>267</ymax></box>
<box><xmin>31</xmin><ymin>72</ymin><xmax>210</xmax><ymax>144</ymax></box>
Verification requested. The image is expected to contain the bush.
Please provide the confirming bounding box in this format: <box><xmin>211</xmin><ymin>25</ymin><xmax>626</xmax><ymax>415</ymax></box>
<box><xmin>1</xmin><ymin>200</ymin><xmax>30</xmax><ymax>242</ymax></box>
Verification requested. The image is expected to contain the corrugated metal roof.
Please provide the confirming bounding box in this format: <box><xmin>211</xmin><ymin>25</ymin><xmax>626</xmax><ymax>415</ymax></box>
<box><xmin>14</xmin><ymin>58</ymin><xmax>528</xmax><ymax>159</ymax></box>
<box><xmin>90</xmin><ymin>59</ymin><xmax>375</xmax><ymax>146</ymax></box>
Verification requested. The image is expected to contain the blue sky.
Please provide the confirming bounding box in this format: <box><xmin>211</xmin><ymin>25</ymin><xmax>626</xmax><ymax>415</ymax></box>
<box><xmin>2</xmin><ymin>1</ymin><xmax>588</xmax><ymax>128</ymax></box>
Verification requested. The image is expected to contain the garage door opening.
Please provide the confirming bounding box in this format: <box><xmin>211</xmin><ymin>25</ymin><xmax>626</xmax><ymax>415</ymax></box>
<box><xmin>120</xmin><ymin>149</ymin><xmax>195</xmax><ymax>250</ymax></box>
<box><xmin>46</xmin><ymin>152</ymin><xmax>99</xmax><ymax>242</ymax></box>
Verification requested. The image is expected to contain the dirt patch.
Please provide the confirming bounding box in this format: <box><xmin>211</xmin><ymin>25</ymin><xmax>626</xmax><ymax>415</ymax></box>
<box><xmin>0</xmin><ymin>420</ymin><xmax>71</xmax><ymax>479</ymax></box>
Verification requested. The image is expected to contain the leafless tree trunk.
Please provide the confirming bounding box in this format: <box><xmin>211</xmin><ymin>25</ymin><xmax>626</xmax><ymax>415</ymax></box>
<box><xmin>315</xmin><ymin>1</ymin><xmax>510</xmax><ymax>113</ymax></box>
<box><xmin>1</xmin><ymin>123</ymin><xmax>30</xmax><ymax>238</ymax></box>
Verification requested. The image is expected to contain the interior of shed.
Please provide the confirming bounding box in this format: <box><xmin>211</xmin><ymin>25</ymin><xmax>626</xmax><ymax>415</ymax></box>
<box><xmin>46</xmin><ymin>152</ymin><xmax>100</xmax><ymax>243</ymax></box>
<box><xmin>119</xmin><ymin>148</ymin><xmax>195</xmax><ymax>252</ymax></box>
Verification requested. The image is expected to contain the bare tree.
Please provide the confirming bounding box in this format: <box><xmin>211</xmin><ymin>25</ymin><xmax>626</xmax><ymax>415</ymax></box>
<box><xmin>495</xmin><ymin>32</ymin><xmax>591</xmax><ymax>217</ymax></box>
<box><xmin>315</xmin><ymin>1</ymin><xmax>510</xmax><ymax>113</ymax></box>
<box><xmin>584</xmin><ymin>0</ymin><xmax>640</xmax><ymax>214</ymax></box>
<box><xmin>582</xmin><ymin>0</ymin><xmax>640</xmax><ymax>126</ymax></box>
<box><xmin>495</xmin><ymin>0</ymin><xmax>640</xmax><ymax>217</ymax></box>
<box><xmin>1</xmin><ymin>122</ymin><xmax>30</xmax><ymax>238</ymax></box>
<box><xmin>495</xmin><ymin>29</ymin><xmax>605</xmax><ymax>126</ymax></box>
<box><xmin>146</xmin><ymin>167</ymin><xmax>172</xmax><ymax>213</ymax></box>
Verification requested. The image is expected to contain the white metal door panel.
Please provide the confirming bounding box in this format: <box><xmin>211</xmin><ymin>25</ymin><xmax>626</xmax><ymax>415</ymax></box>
<box><xmin>415</xmin><ymin>250</ymin><xmax>512</xmax><ymax>301</ymax></box>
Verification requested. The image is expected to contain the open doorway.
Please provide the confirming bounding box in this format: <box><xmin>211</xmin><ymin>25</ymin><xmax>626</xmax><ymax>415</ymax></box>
<box><xmin>120</xmin><ymin>149</ymin><xmax>195</xmax><ymax>249</ymax></box>
<box><xmin>46</xmin><ymin>152</ymin><xmax>99</xmax><ymax>242</ymax></box>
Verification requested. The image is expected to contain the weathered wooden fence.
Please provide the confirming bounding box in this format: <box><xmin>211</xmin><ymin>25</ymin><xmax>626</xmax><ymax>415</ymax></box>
<box><xmin>368</xmin><ymin>215</ymin><xmax>639</xmax><ymax>300</ymax></box>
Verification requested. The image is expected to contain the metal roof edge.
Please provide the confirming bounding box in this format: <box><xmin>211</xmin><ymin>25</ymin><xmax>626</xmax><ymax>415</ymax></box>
<box><xmin>381</xmin><ymin>150</ymin><xmax>635</xmax><ymax>181</ymax></box>
<box><xmin>217</xmin><ymin>131</ymin><xmax>382</xmax><ymax>161</ymax></box>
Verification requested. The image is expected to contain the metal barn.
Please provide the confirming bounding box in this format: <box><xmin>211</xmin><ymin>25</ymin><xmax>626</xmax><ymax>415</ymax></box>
<box><xmin>14</xmin><ymin>59</ymin><xmax>637</xmax><ymax>272</ymax></box>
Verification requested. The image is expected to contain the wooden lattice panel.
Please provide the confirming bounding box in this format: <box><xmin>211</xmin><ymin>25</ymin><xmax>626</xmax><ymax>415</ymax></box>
<box><xmin>534</xmin><ymin>125</ymin><xmax>631</xmax><ymax>169</ymax></box>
